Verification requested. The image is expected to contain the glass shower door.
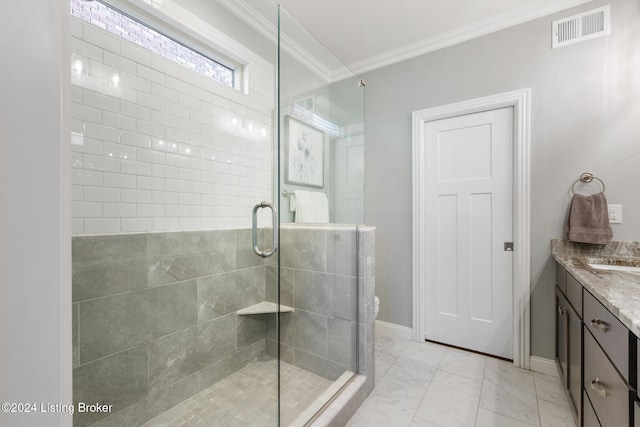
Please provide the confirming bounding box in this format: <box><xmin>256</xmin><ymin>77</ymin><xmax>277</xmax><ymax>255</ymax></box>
<box><xmin>69</xmin><ymin>0</ymin><xmax>365</xmax><ymax>424</ymax></box>
<box><xmin>70</xmin><ymin>0</ymin><xmax>282</xmax><ymax>425</ymax></box>
<box><xmin>276</xmin><ymin>5</ymin><xmax>366</xmax><ymax>425</ymax></box>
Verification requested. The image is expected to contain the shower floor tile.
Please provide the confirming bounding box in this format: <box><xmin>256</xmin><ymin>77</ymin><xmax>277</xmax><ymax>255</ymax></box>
<box><xmin>142</xmin><ymin>358</ymin><xmax>333</xmax><ymax>427</ymax></box>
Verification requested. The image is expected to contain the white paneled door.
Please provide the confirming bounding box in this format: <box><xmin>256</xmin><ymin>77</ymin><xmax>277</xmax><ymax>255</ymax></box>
<box><xmin>424</xmin><ymin>107</ymin><xmax>514</xmax><ymax>359</ymax></box>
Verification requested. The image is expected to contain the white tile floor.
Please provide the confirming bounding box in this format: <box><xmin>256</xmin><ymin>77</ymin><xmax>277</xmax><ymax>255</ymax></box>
<box><xmin>347</xmin><ymin>333</ymin><xmax>576</xmax><ymax>427</ymax></box>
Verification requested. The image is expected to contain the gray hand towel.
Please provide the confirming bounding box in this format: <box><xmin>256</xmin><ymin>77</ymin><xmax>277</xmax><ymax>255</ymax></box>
<box><xmin>567</xmin><ymin>192</ymin><xmax>612</xmax><ymax>244</ymax></box>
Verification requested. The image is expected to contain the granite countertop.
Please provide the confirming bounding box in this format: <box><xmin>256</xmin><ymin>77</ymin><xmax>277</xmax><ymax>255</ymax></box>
<box><xmin>552</xmin><ymin>239</ymin><xmax>640</xmax><ymax>337</ymax></box>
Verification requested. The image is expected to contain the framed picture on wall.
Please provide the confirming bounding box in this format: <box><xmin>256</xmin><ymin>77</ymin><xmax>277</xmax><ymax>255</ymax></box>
<box><xmin>285</xmin><ymin>115</ymin><xmax>324</xmax><ymax>188</ymax></box>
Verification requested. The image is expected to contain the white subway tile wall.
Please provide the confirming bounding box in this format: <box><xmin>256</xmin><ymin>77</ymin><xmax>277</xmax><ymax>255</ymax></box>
<box><xmin>70</xmin><ymin>4</ymin><xmax>274</xmax><ymax>235</ymax></box>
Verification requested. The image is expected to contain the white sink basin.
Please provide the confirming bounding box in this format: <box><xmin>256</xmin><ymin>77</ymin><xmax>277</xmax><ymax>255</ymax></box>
<box><xmin>586</xmin><ymin>257</ymin><xmax>640</xmax><ymax>273</ymax></box>
<box><xmin>588</xmin><ymin>263</ymin><xmax>640</xmax><ymax>273</ymax></box>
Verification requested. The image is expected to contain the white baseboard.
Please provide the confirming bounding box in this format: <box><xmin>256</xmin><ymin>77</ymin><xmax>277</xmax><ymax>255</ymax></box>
<box><xmin>529</xmin><ymin>356</ymin><xmax>559</xmax><ymax>377</ymax></box>
<box><xmin>375</xmin><ymin>320</ymin><xmax>413</xmax><ymax>340</ymax></box>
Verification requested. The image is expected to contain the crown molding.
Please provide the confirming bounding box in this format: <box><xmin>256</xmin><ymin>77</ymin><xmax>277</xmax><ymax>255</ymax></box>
<box><xmin>346</xmin><ymin>0</ymin><xmax>595</xmax><ymax>76</ymax></box>
<box><xmin>219</xmin><ymin>0</ymin><xmax>594</xmax><ymax>82</ymax></box>
<box><xmin>218</xmin><ymin>0</ymin><xmax>334</xmax><ymax>82</ymax></box>
<box><xmin>216</xmin><ymin>0</ymin><xmax>277</xmax><ymax>39</ymax></box>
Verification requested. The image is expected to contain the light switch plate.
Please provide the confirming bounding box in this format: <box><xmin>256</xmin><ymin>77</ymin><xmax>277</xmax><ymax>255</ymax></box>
<box><xmin>608</xmin><ymin>204</ymin><xmax>622</xmax><ymax>224</ymax></box>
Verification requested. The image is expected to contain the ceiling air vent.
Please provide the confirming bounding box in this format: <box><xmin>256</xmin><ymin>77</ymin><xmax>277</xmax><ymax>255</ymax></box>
<box><xmin>552</xmin><ymin>5</ymin><xmax>610</xmax><ymax>48</ymax></box>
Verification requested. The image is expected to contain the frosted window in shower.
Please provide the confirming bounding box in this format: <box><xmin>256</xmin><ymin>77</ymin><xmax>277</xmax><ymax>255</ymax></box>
<box><xmin>70</xmin><ymin>0</ymin><xmax>235</xmax><ymax>88</ymax></box>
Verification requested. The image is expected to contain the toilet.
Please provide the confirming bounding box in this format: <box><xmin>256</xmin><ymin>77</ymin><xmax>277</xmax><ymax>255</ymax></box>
<box><xmin>374</xmin><ymin>296</ymin><xmax>380</xmax><ymax>318</ymax></box>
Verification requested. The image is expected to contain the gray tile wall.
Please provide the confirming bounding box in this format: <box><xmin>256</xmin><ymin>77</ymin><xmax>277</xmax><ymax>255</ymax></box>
<box><xmin>358</xmin><ymin>226</ymin><xmax>376</xmax><ymax>396</ymax></box>
<box><xmin>72</xmin><ymin>225</ymin><xmax>374</xmax><ymax>426</ymax></box>
<box><xmin>265</xmin><ymin>225</ymin><xmax>375</xmax><ymax>389</ymax></box>
<box><xmin>72</xmin><ymin>229</ymin><xmax>268</xmax><ymax>427</ymax></box>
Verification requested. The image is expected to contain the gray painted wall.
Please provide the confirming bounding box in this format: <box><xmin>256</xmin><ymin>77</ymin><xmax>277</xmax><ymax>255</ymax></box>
<box><xmin>363</xmin><ymin>0</ymin><xmax>640</xmax><ymax>359</ymax></box>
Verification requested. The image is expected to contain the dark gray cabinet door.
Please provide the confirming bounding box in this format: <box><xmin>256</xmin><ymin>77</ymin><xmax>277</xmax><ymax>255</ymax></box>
<box><xmin>568</xmin><ymin>302</ymin><xmax>581</xmax><ymax>420</ymax></box>
<box><xmin>583</xmin><ymin>391</ymin><xmax>601</xmax><ymax>427</ymax></box>
<box><xmin>556</xmin><ymin>286</ymin><xmax>569</xmax><ymax>386</ymax></box>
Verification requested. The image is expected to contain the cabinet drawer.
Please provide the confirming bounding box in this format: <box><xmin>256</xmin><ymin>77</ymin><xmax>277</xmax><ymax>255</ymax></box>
<box><xmin>556</xmin><ymin>262</ymin><xmax>567</xmax><ymax>294</ymax></box>
<box><xmin>583</xmin><ymin>390</ymin><xmax>601</xmax><ymax>427</ymax></box>
<box><xmin>584</xmin><ymin>290</ymin><xmax>629</xmax><ymax>380</ymax></box>
<box><xmin>566</xmin><ymin>273</ymin><xmax>582</xmax><ymax>318</ymax></box>
<box><xmin>584</xmin><ymin>328</ymin><xmax>629</xmax><ymax>427</ymax></box>
<box><xmin>635</xmin><ymin>400</ymin><xmax>640</xmax><ymax>427</ymax></box>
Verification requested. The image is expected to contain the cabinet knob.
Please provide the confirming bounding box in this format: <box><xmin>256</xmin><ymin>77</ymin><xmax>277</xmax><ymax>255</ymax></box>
<box><xmin>590</xmin><ymin>378</ymin><xmax>608</xmax><ymax>398</ymax></box>
<box><xmin>590</xmin><ymin>318</ymin><xmax>608</xmax><ymax>333</ymax></box>
<box><xmin>557</xmin><ymin>306</ymin><xmax>567</xmax><ymax>315</ymax></box>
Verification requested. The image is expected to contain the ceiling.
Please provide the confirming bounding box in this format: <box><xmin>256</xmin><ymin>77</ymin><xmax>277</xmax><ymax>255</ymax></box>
<box><xmin>274</xmin><ymin>0</ymin><xmax>595</xmax><ymax>75</ymax></box>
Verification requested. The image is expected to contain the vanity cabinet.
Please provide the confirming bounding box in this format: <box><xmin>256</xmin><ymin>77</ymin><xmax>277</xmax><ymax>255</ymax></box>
<box><xmin>636</xmin><ymin>337</ymin><xmax>640</xmax><ymax>427</ymax></box>
<box><xmin>568</xmin><ymin>273</ymin><xmax>583</xmax><ymax>417</ymax></box>
<box><xmin>584</xmin><ymin>323</ymin><xmax>629</xmax><ymax>426</ymax></box>
<box><xmin>583</xmin><ymin>390</ymin><xmax>600</xmax><ymax>427</ymax></box>
<box><xmin>556</xmin><ymin>286</ymin><xmax>569</xmax><ymax>382</ymax></box>
<box><xmin>555</xmin><ymin>261</ymin><xmax>638</xmax><ymax>427</ymax></box>
<box><xmin>555</xmin><ymin>265</ymin><xmax>582</xmax><ymax>422</ymax></box>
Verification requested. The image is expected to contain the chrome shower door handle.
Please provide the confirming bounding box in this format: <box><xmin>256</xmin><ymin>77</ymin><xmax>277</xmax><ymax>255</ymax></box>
<box><xmin>252</xmin><ymin>201</ymin><xmax>278</xmax><ymax>258</ymax></box>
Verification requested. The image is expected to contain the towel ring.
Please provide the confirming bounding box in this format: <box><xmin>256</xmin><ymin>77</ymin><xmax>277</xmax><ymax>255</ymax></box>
<box><xmin>571</xmin><ymin>172</ymin><xmax>605</xmax><ymax>195</ymax></box>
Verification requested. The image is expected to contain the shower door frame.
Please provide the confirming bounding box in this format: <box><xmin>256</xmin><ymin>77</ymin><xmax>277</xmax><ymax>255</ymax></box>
<box><xmin>58</xmin><ymin>1</ymin><xmax>365</xmax><ymax>425</ymax></box>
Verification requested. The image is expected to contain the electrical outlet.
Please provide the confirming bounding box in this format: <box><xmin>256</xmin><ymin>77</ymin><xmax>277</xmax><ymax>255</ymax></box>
<box><xmin>608</xmin><ymin>204</ymin><xmax>622</xmax><ymax>224</ymax></box>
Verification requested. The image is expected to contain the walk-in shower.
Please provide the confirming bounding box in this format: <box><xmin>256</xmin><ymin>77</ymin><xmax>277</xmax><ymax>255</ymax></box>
<box><xmin>69</xmin><ymin>0</ymin><xmax>374</xmax><ymax>425</ymax></box>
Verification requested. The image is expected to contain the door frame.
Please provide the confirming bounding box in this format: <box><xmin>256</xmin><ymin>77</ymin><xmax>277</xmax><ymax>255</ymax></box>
<box><xmin>411</xmin><ymin>88</ymin><xmax>531</xmax><ymax>369</ymax></box>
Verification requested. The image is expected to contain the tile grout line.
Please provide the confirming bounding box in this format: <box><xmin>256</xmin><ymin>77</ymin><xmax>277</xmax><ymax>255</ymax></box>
<box><xmin>404</xmin><ymin>343</ymin><xmax>447</xmax><ymax>426</ymax></box>
<box><xmin>472</xmin><ymin>353</ymin><xmax>487</xmax><ymax>427</ymax></box>
<box><xmin>408</xmin><ymin>356</ymin><xmax>440</xmax><ymax>426</ymax></box>
<box><xmin>482</xmin><ymin>361</ymin><xmax>542</xmax><ymax>427</ymax></box>
<box><xmin>533</xmin><ymin>373</ymin><xmax>543</xmax><ymax>427</ymax></box>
